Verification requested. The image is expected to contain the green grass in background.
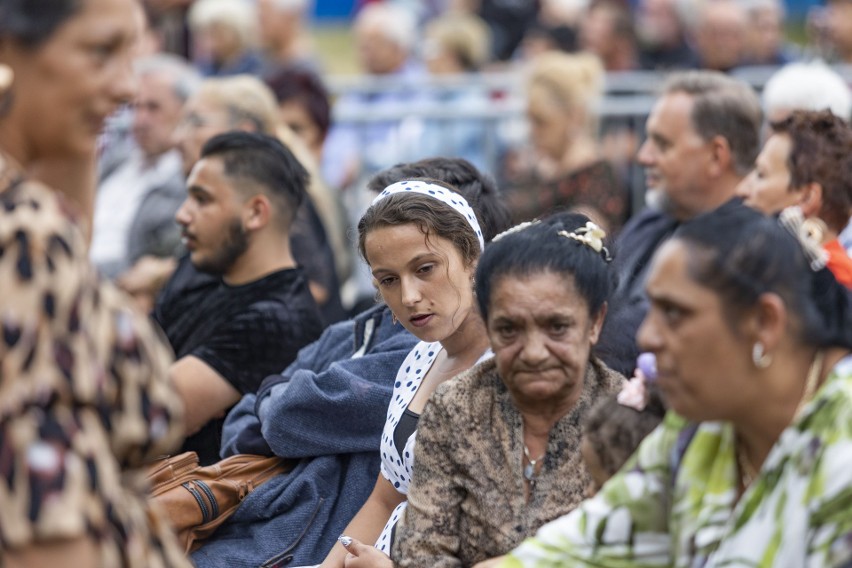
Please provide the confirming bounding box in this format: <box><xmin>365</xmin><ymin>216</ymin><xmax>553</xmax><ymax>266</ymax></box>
<box><xmin>312</xmin><ymin>23</ymin><xmax>360</xmax><ymax>75</ymax></box>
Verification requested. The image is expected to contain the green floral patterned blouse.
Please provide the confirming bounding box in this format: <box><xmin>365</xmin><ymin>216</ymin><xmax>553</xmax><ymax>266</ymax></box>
<box><xmin>504</xmin><ymin>357</ymin><xmax>852</xmax><ymax>568</ymax></box>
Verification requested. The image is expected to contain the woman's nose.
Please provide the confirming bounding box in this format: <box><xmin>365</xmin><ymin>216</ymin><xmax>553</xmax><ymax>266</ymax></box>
<box><xmin>519</xmin><ymin>330</ymin><xmax>549</xmax><ymax>365</ymax></box>
<box><xmin>400</xmin><ymin>277</ymin><xmax>422</xmax><ymax>307</ymax></box>
<box><xmin>636</xmin><ymin>311</ymin><xmax>662</xmax><ymax>354</ymax></box>
<box><xmin>735</xmin><ymin>171</ymin><xmax>755</xmax><ymax>200</ymax></box>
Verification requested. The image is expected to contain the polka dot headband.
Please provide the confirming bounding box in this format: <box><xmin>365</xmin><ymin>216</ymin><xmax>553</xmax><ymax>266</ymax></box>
<box><xmin>373</xmin><ymin>180</ymin><xmax>485</xmax><ymax>251</ymax></box>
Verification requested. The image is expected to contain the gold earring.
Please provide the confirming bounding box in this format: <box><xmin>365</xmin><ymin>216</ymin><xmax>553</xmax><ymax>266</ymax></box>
<box><xmin>0</xmin><ymin>64</ymin><xmax>14</xmax><ymax>93</ymax></box>
<box><xmin>391</xmin><ymin>312</ymin><xmax>398</xmax><ymax>325</ymax></box>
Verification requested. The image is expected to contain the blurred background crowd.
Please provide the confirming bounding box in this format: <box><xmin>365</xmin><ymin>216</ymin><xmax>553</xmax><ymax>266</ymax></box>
<box><xmin>3</xmin><ymin>0</ymin><xmax>852</xmax><ymax>564</ymax></box>
<box><xmin>102</xmin><ymin>0</ymin><xmax>852</xmax><ymax>316</ymax></box>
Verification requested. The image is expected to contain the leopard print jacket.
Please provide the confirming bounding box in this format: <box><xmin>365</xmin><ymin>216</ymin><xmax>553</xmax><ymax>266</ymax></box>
<box><xmin>395</xmin><ymin>356</ymin><xmax>624</xmax><ymax>567</ymax></box>
<box><xmin>0</xmin><ymin>160</ymin><xmax>190</xmax><ymax>567</ymax></box>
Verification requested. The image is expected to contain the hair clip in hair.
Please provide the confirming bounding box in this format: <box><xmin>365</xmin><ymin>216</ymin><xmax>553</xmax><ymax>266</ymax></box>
<box><xmin>491</xmin><ymin>220</ymin><xmax>540</xmax><ymax>242</ymax></box>
<box><xmin>778</xmin><ymin>206</ymin><xmax>828</xmax><ymax>271</ymax></box>
<box><xmin>557</xmin><ymin>222</ymin><xmax>612</xmax><ymax>262</ymax></box>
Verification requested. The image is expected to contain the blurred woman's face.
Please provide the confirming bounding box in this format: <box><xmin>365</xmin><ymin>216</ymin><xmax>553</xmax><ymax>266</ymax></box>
<box><xmin>196</xmin><ymin>23</ymin><xmax>241</xmax><ymax>65</ymax></box>
<box><xmin>278</xmin><ymin>100</ymin><xmax>323</xmax><ymax>158</ymax></box>
<box><xmin>637</xmin><ymin>240</ymin><xmax>753</xmax><ymax>422</ymax></box>
<box><xmin>527</xmin><ymin>84</ymin><xmax>572</xmax><ymax>161</ymax></box>
<box><xmin>736</xmin><ymin>133</ymin><xmax>799</xmax><ymax>215</ymax></box>
<box><xmin>0</xmin><ymin>0</ymin><xmax>138</xmax><ymax>163</ymax></box>
<box><xmin>366</xmin><ymin>223</ymin><xmax>477</xmax><ymax>344</ymax></box>
<box><xmin>174</xmin><ymin>94</ymin><xmax>232</xmax><ymax>176</ymax></box>
<box><xmin>488</xmin><ymin>271</ymin><xmax>604</xmax><ymax>407</ymax></box>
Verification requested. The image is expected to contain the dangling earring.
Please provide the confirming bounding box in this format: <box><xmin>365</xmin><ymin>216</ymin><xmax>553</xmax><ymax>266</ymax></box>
<box><xmin>752</xmin><ymin>342</ymin><xmax>772</xmax><ymax>369</ymax></box>
<box><xmin>391</xmin><ymin>312</ymin><xmax>398</xmax><ymax>325</ymax></box>
<box><xmin>0</xmin><ymin>64</ymin><xmax>14</xmax><ymax>93</ymax></box>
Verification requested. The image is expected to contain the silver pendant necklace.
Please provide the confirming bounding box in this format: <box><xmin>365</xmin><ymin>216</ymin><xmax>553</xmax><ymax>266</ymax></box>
<box><xmin>523</xmin><ymin>444</ymin><xmax>546</xmax><ymax>481</ymax></box>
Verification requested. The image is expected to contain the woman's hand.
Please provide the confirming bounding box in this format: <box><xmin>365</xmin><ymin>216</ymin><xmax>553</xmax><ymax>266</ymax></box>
<box><xmin>319</xmin><ymin>474</ymin><xmax>405</xmax><ymax>568</ymax></box>
<box><xmin>472</xmin><ymin>555</ymin><xmax>506</xmax><ymax>568</ymax></box>
<box><xmin>340</xmin><ymin>536</ymin><xmax>393</xmax><ymax>568</ymax></box>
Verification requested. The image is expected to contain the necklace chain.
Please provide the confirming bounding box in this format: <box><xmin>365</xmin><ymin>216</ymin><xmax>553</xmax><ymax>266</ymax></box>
<box><xmin>737</xmin><ymin>351</ymin><xmax>825</xmax><ymax>488</ymax></box>
<box><xmin>523</xmin><ymin>444</ymin><xmax>546</xmax><ymax>482</ymax></box>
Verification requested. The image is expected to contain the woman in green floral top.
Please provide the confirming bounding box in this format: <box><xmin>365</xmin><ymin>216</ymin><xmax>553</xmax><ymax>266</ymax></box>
<box><xmin>498</xmin><ymin>204</ymin><xmax>852</xmax><ymax>567</ymax></box>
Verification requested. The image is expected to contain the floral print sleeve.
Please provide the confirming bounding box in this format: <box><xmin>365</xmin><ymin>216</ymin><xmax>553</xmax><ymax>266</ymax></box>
<box><xmin>0</xmin><ymin>176</ymin><xmax>190</xmax><ymax>567</ymax></box>
<box><xmin>504</xmin><ymin>358</ymin><xmax>852</xmax><ymax>568</ymax></box>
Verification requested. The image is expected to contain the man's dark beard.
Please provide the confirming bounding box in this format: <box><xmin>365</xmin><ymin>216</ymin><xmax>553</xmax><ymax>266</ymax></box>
<box><xmin>192</xmin><ymin>218</ymin><xmax>249</xmax><ymax>276</ymax></box>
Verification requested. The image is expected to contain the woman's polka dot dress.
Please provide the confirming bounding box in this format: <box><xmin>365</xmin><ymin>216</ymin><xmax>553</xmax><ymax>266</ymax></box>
<box><xmin>375</xmin><ymin>341</ymin><xmax>441</xmax><ymax>554</ymax></box>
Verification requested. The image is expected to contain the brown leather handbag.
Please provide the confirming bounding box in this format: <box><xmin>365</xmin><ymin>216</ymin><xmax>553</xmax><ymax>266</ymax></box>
<box><xmin>147</xmin><ymin>451</ymin><xmax>295</xmax><ymax>552</ymax></box>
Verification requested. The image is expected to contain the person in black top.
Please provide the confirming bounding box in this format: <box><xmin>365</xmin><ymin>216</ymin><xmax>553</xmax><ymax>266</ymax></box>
<box><xmin>597</xmin><ymin>72</ymin><xmax>761</xmax><ymax>377</ymax></box>
<box><xmin>156</xmin><ymin>131</ymin><xmax>323</xmax><ymax>464</ymax></box>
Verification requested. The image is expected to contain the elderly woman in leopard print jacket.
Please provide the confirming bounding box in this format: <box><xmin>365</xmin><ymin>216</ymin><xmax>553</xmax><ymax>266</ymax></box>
<box><xmin>392</xmin><ymin>214</ymin><xmax>624</xmax><ymax>567</ymax></box>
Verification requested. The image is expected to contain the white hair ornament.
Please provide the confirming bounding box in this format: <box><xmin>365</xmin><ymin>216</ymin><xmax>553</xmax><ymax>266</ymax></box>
<box><xmin>557</xmin><ymin>221</ymin><xmax>612</xmax><ymax>262</ymax></box>
<box><xmin>491</xmin><ymin>220</ymin><xmax>540</xmax><ymax>242</ymax></box>
<box><xmin>778</xmin><ymin>206</ymin><xmax>828</xmax><ymax>271</ymax></box>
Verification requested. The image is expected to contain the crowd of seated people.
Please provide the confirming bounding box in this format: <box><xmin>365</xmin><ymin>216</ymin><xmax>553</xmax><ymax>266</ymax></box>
<box><xmin>4</xmin><ymin>0</ymin><xmax>852</xmax><ymax>566</ymax></box>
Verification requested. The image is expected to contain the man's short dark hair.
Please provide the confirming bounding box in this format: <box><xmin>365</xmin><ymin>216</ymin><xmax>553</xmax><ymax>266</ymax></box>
<box><xmin>201</xmin><ymin>131</ymin><xmax>309</xmax><ymax>229</ymax></box>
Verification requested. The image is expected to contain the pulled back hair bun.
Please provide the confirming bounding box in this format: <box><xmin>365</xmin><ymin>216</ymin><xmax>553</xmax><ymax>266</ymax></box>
<box><xmin>674</xmin><ymin>201</ymin><xmax>852</xmax><ymax>350</ymax></box>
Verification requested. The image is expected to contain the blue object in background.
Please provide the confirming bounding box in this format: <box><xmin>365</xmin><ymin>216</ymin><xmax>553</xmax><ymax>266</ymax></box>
<box><xmin>309</xmin><ymin>0</ymin><xmax>825</xmax><ymax>23</ymax></box>
<box><xmin>786</xmin><ymin>0</ymin><xmax>821</xmax><ymax>18</ymax></box>
<box><xmin>313</xmin><ymin>0</ymin><xmax>356</xmax><ymax>20</ymax></box>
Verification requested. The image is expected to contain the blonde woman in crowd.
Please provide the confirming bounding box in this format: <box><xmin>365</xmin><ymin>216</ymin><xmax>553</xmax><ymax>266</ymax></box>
<box><xmin>503</xmin><ymin>52</ymin><xmax>627</xmax><ymax>233</ymax></box>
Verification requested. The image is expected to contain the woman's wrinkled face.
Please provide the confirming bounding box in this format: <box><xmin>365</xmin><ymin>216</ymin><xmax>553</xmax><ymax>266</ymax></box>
<box><xmin>366</xmin><ymin>223</ymin><xmax>477</xmax><ymax>344</ymax></box>
<box><xmin>488</xmin><ymin>271</ymin><xmax>604</xmax><ymax>406</ymax></box>
<box><xmin>637</xmin><ymin>240</ymin><xmax>752</xmax><ymax>422</ymax></box>
<box><xmin>1</xmin><ymin>0</ymin><xmax>139</xmax><ymax>162</ymax></box>
<box><xmin>278</xmin><ymin>100</ymin><xmax>323</xmax><ymax>158</ymax></box>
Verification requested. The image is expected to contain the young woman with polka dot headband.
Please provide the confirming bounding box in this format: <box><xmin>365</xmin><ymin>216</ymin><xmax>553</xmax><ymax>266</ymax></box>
<box><xmin>319</xmin><ymin>179</ymin><xmax>492</xmax><ymax>568</ymax></box>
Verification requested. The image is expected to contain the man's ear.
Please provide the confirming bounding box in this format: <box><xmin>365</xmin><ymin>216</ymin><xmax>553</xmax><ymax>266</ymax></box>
<box><xmin>707</xmin><ymin>135</ymin><xmax>733</xmax><ymax>178</ymax></box>
<box><xmin>244</xmin><ymin>194</ymin><xmax>271</xmax><ymax>231</ymax></box>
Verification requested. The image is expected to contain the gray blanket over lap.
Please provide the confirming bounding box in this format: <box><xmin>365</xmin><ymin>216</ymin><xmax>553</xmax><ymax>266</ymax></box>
<box><xmin>191</xmin><ymin>304</ymin><xmax>417</xmax><ymax>568</ymax></box>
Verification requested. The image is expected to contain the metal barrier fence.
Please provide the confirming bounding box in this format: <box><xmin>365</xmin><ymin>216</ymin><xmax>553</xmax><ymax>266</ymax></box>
<box><xmin>325</xmin><ymin>65</ymin><xmax>852</xmax><ymax>215</ymax></box>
